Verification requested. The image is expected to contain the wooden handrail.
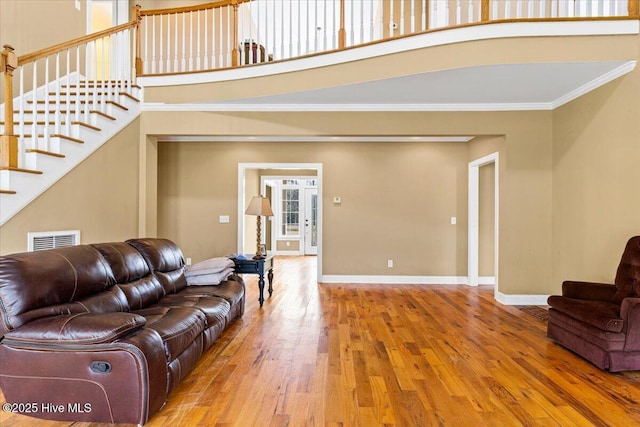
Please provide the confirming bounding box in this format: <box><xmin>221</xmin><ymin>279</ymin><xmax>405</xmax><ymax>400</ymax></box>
<box><xmin>17</xmin><ymin>20</ymin><xmax>137</xmax><ymax>66</ymax></box>
<box><xmin>139</xmin><ymin>0</ymin><xmax>251</xmax><ymax>17</ymax></box>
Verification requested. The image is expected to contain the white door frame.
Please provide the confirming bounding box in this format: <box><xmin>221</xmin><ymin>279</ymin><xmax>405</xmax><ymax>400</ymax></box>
<box><xmin>238</xmin><ymin>163</ymin><xmax>323</xmax><ymax>280</ymax></box>
<box><xmin>468</xmin><ymin>152</ymin><xmax>499</xmax><ymax>297</ymax></box>
<box><xmin>304</xmin><ymin>187</ymin><xmax>319</xmax><ymax>255</ymax></box>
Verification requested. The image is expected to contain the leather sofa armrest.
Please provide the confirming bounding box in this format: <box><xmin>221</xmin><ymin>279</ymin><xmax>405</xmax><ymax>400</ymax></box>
<box><xmin>2</xmin><ymin>312</ymin><xmax>146</xmax><ymax>346</ymax></box>
<box><xmin>561</xmin><ymin>280</ymin><xmax>617</xmax><ymax>301</ymax></box>
<box><xmin>621</xmin><ymin>298</ymin><xmax>640</xmax><ymax>351</ymax></box>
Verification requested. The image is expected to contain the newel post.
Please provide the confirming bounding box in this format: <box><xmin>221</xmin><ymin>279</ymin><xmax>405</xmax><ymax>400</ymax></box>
<box><xmin>1</xmin><ymin>44</ymin><xmax>18</xmax><ymax>168</ymax></box>
<box><xmin>135</xmin><ymin>4</ymin><xmax>143</xmax><ymax>76</ymax></box>
<box><xmin>481</xmin><ymin>0</ymin><xmax>490</xmax><ymax>21</ymax></box>
<box><xmin>232</xmin><ymin>1</ymin><xmax>239</xmax><ymax>67</ymax></box>
<box><xmin>630</xmin><ymin>0</ymin><xmax>639</xmax><ymax>17</ymax></box>
<box><xmin>338</xmin><ymin>0</ymin><xmax>346</xmax><ymax>49</ymax></box>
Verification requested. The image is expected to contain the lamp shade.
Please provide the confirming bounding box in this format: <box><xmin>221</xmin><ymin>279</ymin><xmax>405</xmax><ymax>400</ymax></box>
<box><xmin>245</xmin><ymin>196</ymin><xmax>274</xmax><ymax>216</ymax></box>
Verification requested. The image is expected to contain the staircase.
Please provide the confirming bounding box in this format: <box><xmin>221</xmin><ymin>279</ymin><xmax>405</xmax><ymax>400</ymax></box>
<box><xmin>0</xmin><ymin>80</ymin><xmax>141</xmax><ymax>225</ymax></box>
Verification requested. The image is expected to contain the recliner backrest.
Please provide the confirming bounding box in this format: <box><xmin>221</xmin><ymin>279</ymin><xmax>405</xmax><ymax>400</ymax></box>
<box><xmin>92</xmin><ymin>242</ymin><xmax>165</xmax><ymax>310</ymax></box>
<box><xmin>0</xmin><ymin>245</ymin><xmax>115</xmax><ymax>336</ymax></box>
<box><xmin>126</xmin><ymin>238</ymin><xmax>188</xmax><ymax>295</ymax></box>
<box><xmin>613</xmin><ymin>236</ymin><xmax>640</xmax><ymax>304</ymax></box>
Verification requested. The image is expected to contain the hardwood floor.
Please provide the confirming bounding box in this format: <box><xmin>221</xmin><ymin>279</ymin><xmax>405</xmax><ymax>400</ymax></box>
<box><xmin>2</xmin><ymin>255</ymin><xmax>640</xmax><ymax>426</ymax></box>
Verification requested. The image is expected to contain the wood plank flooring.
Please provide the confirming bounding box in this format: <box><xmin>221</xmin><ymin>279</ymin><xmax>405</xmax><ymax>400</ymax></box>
<box><xmin>2</xmin><ymin>255</ymin><xmax>640</xmax><ymax>426</ymax></box>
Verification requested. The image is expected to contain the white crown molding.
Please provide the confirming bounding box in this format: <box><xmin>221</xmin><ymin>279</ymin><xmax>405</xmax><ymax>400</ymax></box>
<box><xmin>157</xmin><ymin>135</ymin><xmax>474</xmax><ymax>143</ymax></box>
<box><xmin>138</xmin><ymin>20</ymin><xmax>640</xmax><ymax>88</ymax></box>
<box><xmin>141</xmin><ymin>102</ymin><xmax>555</xmax><ymax>112</ymax></box>
<box><xmin>551</xmin><ymin>60</ymin><xmax>637</xmax><ymax>108</ymax></box>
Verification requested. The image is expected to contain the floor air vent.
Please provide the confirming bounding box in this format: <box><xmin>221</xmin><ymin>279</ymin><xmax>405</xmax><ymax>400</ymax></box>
<box><xmin>28</xmin><ymin>230</ymin><xmax>81</xmax><ymax>251</ymax></box>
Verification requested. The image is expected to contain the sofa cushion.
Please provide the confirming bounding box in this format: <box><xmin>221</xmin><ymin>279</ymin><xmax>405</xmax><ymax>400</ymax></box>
<box><xmin>132</xmin><ymin>306</ymin><xmax>206</xmax><ymax>361</ymax></box>
<box><xmin>91</xmin><ymin>242</ymin><xmax>153</xmax><ymax>284</ymax></box>
<box><xmin>127</xmin><ymin>238</ymin><xmax>188</xmax><ymax>295</ymax></box>
<box><xmin>2</xmin><ymin>312</ymin><xmax>146</xmax><ymax>345</ymax></box>
<box><xmin>75</xmin><ymin>286</ymin><xmax>130</xmax><ymax>313</ymax></box>
<box><xmin>117</xmin><ymin>277</ymin><xmax>165</xmax><ymax>311</ymax></box>
<box><xmin>548</xmin><ymin>296</ymin><xmax>623</xmax><ymax>333</ymax></box>
<box><xmin>613</xmin><ymin>236</ymin><xmax>640</xmax><ymax>304</ymax></box>
<box><xmin>157</xmin><ymin>294</ymin><xmax>230</xmax><ymax>327</ymax></box>
<box><xmin>0</xmin><ymin>246</ymin><xmax>115</xmax><ymax>334</ymax></box>
<box><xmin>179</xmin><ymin>279</ymin><xmax>245</xmax><ymax>308</ymax></box>
<box><xmin>92</xmin><ymin>242</ymin><xmax>165</xmax><ymax>310</ymax></box>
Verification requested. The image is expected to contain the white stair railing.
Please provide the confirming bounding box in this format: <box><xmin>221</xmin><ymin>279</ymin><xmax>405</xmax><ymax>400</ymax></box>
<box><xmin>1</xmin><ymin>19</ymin><xmax>137</xmax><ymax>170</ymax></box>
<box><xmin>136</xmin><ymin>0</ymin><xmax>638</xmax><ymax>76</ymax></box>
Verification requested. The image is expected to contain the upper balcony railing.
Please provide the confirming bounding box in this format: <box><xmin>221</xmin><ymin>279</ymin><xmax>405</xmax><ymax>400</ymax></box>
<box><xmin>136</xmin><ymin>0</ymin><xmax>640</xmax><ymax>75</ymax></box>
<box><xmin>1</xmin><ymin>0</ymin><xmax>639</xmax><ymax>169</ymax></box>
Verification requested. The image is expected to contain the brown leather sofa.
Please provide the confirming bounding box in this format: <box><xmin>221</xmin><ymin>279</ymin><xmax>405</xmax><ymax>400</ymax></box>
<box><xmin>547</xmin><ymin>236</ymin><xmax>640</xmax><ymax>371</ymax></box>
<box><xmin>0</xmin><ymin>238</ymin><xmax>245</xmax><ymax>424</ymax></box>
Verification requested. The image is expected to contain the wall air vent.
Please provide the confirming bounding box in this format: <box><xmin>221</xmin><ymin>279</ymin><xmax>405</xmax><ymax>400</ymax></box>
<box><xmin>28</xmin><ymin>230</ymin><xmax>81</xmax><ymax>252</ymax></box>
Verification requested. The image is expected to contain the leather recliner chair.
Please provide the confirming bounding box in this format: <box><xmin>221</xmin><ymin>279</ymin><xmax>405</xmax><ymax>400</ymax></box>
<box><xmin>547</xmin><ymin>236</ymin><xmax>640</xmax><ymax>371</ymax></box>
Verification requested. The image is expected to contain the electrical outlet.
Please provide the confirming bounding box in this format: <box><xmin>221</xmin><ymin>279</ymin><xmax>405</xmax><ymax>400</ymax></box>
<box><xmin>286</xmin><ymin>241</ymin><xmax>290</xmax><ymax>247</ymax></box>
<box><xmin>219</xmin><ymin>215</ymin><xmax>230</xmax><ymax>223</ymax></box>
<box><xmin>185</xmin><ymin>257</ymin><xmax>192</xmax><ymax>265</ymax></box>
<box><xmin>387</xmin><ymin>259</ymin><xmax>393</xmax><ymax>268</ymax></box>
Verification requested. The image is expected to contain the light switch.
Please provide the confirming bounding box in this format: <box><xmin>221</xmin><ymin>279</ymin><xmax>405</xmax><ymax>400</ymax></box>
<box><xmin>219</xmin><ymin>215</ymin><xmax>230</xmax><ymax>223</ymax></box>
<box><xmin>451</xmin><ymin>217</ymin><xmax>457</xmax><ymax>225</ymax></box>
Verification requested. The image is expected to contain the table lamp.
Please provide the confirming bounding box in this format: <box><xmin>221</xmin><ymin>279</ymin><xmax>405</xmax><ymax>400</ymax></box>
<box><xmin>245</xmin><ymin>196</ymin><xmax>274</xmax><ymax>259</ymax></box>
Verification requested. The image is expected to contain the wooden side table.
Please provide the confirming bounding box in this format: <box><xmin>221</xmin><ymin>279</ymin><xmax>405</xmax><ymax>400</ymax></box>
<box><xmin>232</xmin><ymin>255</ymin><xmax>274</xmax><ymax>307</ymax></box>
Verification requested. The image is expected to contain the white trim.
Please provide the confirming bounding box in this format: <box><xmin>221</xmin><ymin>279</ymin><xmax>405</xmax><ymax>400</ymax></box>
<box><xmin>320</xmin><ymin>275</ymin><xmax>470</xmax><ymax>285</ymax></box>
<box><xmin>495</xmin><ymin>292</ymin><xmax>550</xmax><ymax>306</ymax></box>
<box><xmin>138</xmin><ymin>20</ymin><xmax>639</xmax><ymax>87</ymax></box>
<box><xmin>238</xmin><ymin>163</ymin><xmax>323</xmax><ymax>280</ymax></box>
<box><xmin>142</xmin><ymin>102</ymin><xmax>558</xmax><ymax>112</ymax></box>
<box><xmin>157</xmin><ymin>135</ymin><xmax>474</xmax><ymax>143</ymax></box>
<box><xmin>468</xmin><ymin>152</ymin><xmax>499</xmax><ymax>298</ymax></box>
<box><xmin>551</xmin><ymin>61</ymin><xmax>637</xmax><ymax>108</ymax></box>
<box><xmin>478</xmin><ymin>276</ymin><xmax>496</xmax><ymax>285</ymax></box>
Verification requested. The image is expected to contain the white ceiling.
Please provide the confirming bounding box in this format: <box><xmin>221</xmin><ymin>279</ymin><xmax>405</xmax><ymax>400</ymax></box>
<box><xmin>208</xmin><ymin>61</ymin><xmax>636</xmax><ymax>110</ymax></box>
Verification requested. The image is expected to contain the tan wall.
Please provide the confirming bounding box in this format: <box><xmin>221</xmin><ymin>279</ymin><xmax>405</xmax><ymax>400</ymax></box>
<box><xmin>551</xmin><ymin>58</ymin><xmax>640</xmax><ymax>290</ymax></box>
<box><xmin>0</xmin><ymin>1</ymin><xmax>87</xmax><ymax>55</ymax></box>
<box><xmin>0</xmin><ymin>119</ymin><xmax>141</xmax><ymax>255</ymax></box>
<box><xmin>155</xmin><ymin>138</ymin><xmax>470</xmax><ymax>275</ymax></box>
<box><xmin>479</xmin><ymin>163</ymin><xmax>495</xmax><ymax>276</ymax></box>
<box><xmin>276</xmin><ymin>240</ymin><xmax>300</xmax><ymax>252</ymax></box>
<box><xmin>143</xmin><ymin>109</ymin><xmax>552</xmax><ymax>294</ymax></box>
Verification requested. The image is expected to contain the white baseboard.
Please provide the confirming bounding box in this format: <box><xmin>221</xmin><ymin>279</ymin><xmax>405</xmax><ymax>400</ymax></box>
<box><xmin>319</xmin><ymin>275</ymin><xmax>497</xmax><ymax>285</ymax></box>
<box><xmin>478</xmin><ymin>276</ymin><xmax>496</xmax><ymax>285</ymax></box>
<box><xmin>319</xmin><ymin>275</ymin><xmax>469</xmax><ymax>285</ymax></box>
<box><xmin>495</xmin><ymin>292</ymin><xmax>550</xmax><ymax>306</ymax></box>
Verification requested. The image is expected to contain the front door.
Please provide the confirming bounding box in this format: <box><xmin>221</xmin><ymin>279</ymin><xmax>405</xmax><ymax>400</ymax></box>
<box><xmin>304</xmin><ymin>188</ymin><xmax>318</xmax><ymax>255</ymax></box>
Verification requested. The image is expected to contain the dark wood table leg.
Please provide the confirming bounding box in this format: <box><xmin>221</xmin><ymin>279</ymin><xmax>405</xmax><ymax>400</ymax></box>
<box><xmin>258</xmin><ymin>271</ymin><xmax>265</xmax><ymax>307</ymax></box>
<box><xmin>267</xmin><ymin>267</ymin><xmax>274</xmax><ymax>296</ymax></box>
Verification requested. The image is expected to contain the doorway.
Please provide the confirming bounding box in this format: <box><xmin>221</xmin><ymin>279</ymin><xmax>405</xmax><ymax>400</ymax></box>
<box><xmin>468</xmin><ymin>152</ymin><xmax>499</xmax><ymax>297</ymax></box>
<box><xmin>238</xmin><ymin>163</ymin><xmax>323</xmax><ymax>280</ymax></box>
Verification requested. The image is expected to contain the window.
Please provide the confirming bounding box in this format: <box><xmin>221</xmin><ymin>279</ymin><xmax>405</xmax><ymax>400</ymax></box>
<box><xmin>281</xmin><ymin>187</ymin><xmax>300</xmax><ymax>236</ymax></box>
